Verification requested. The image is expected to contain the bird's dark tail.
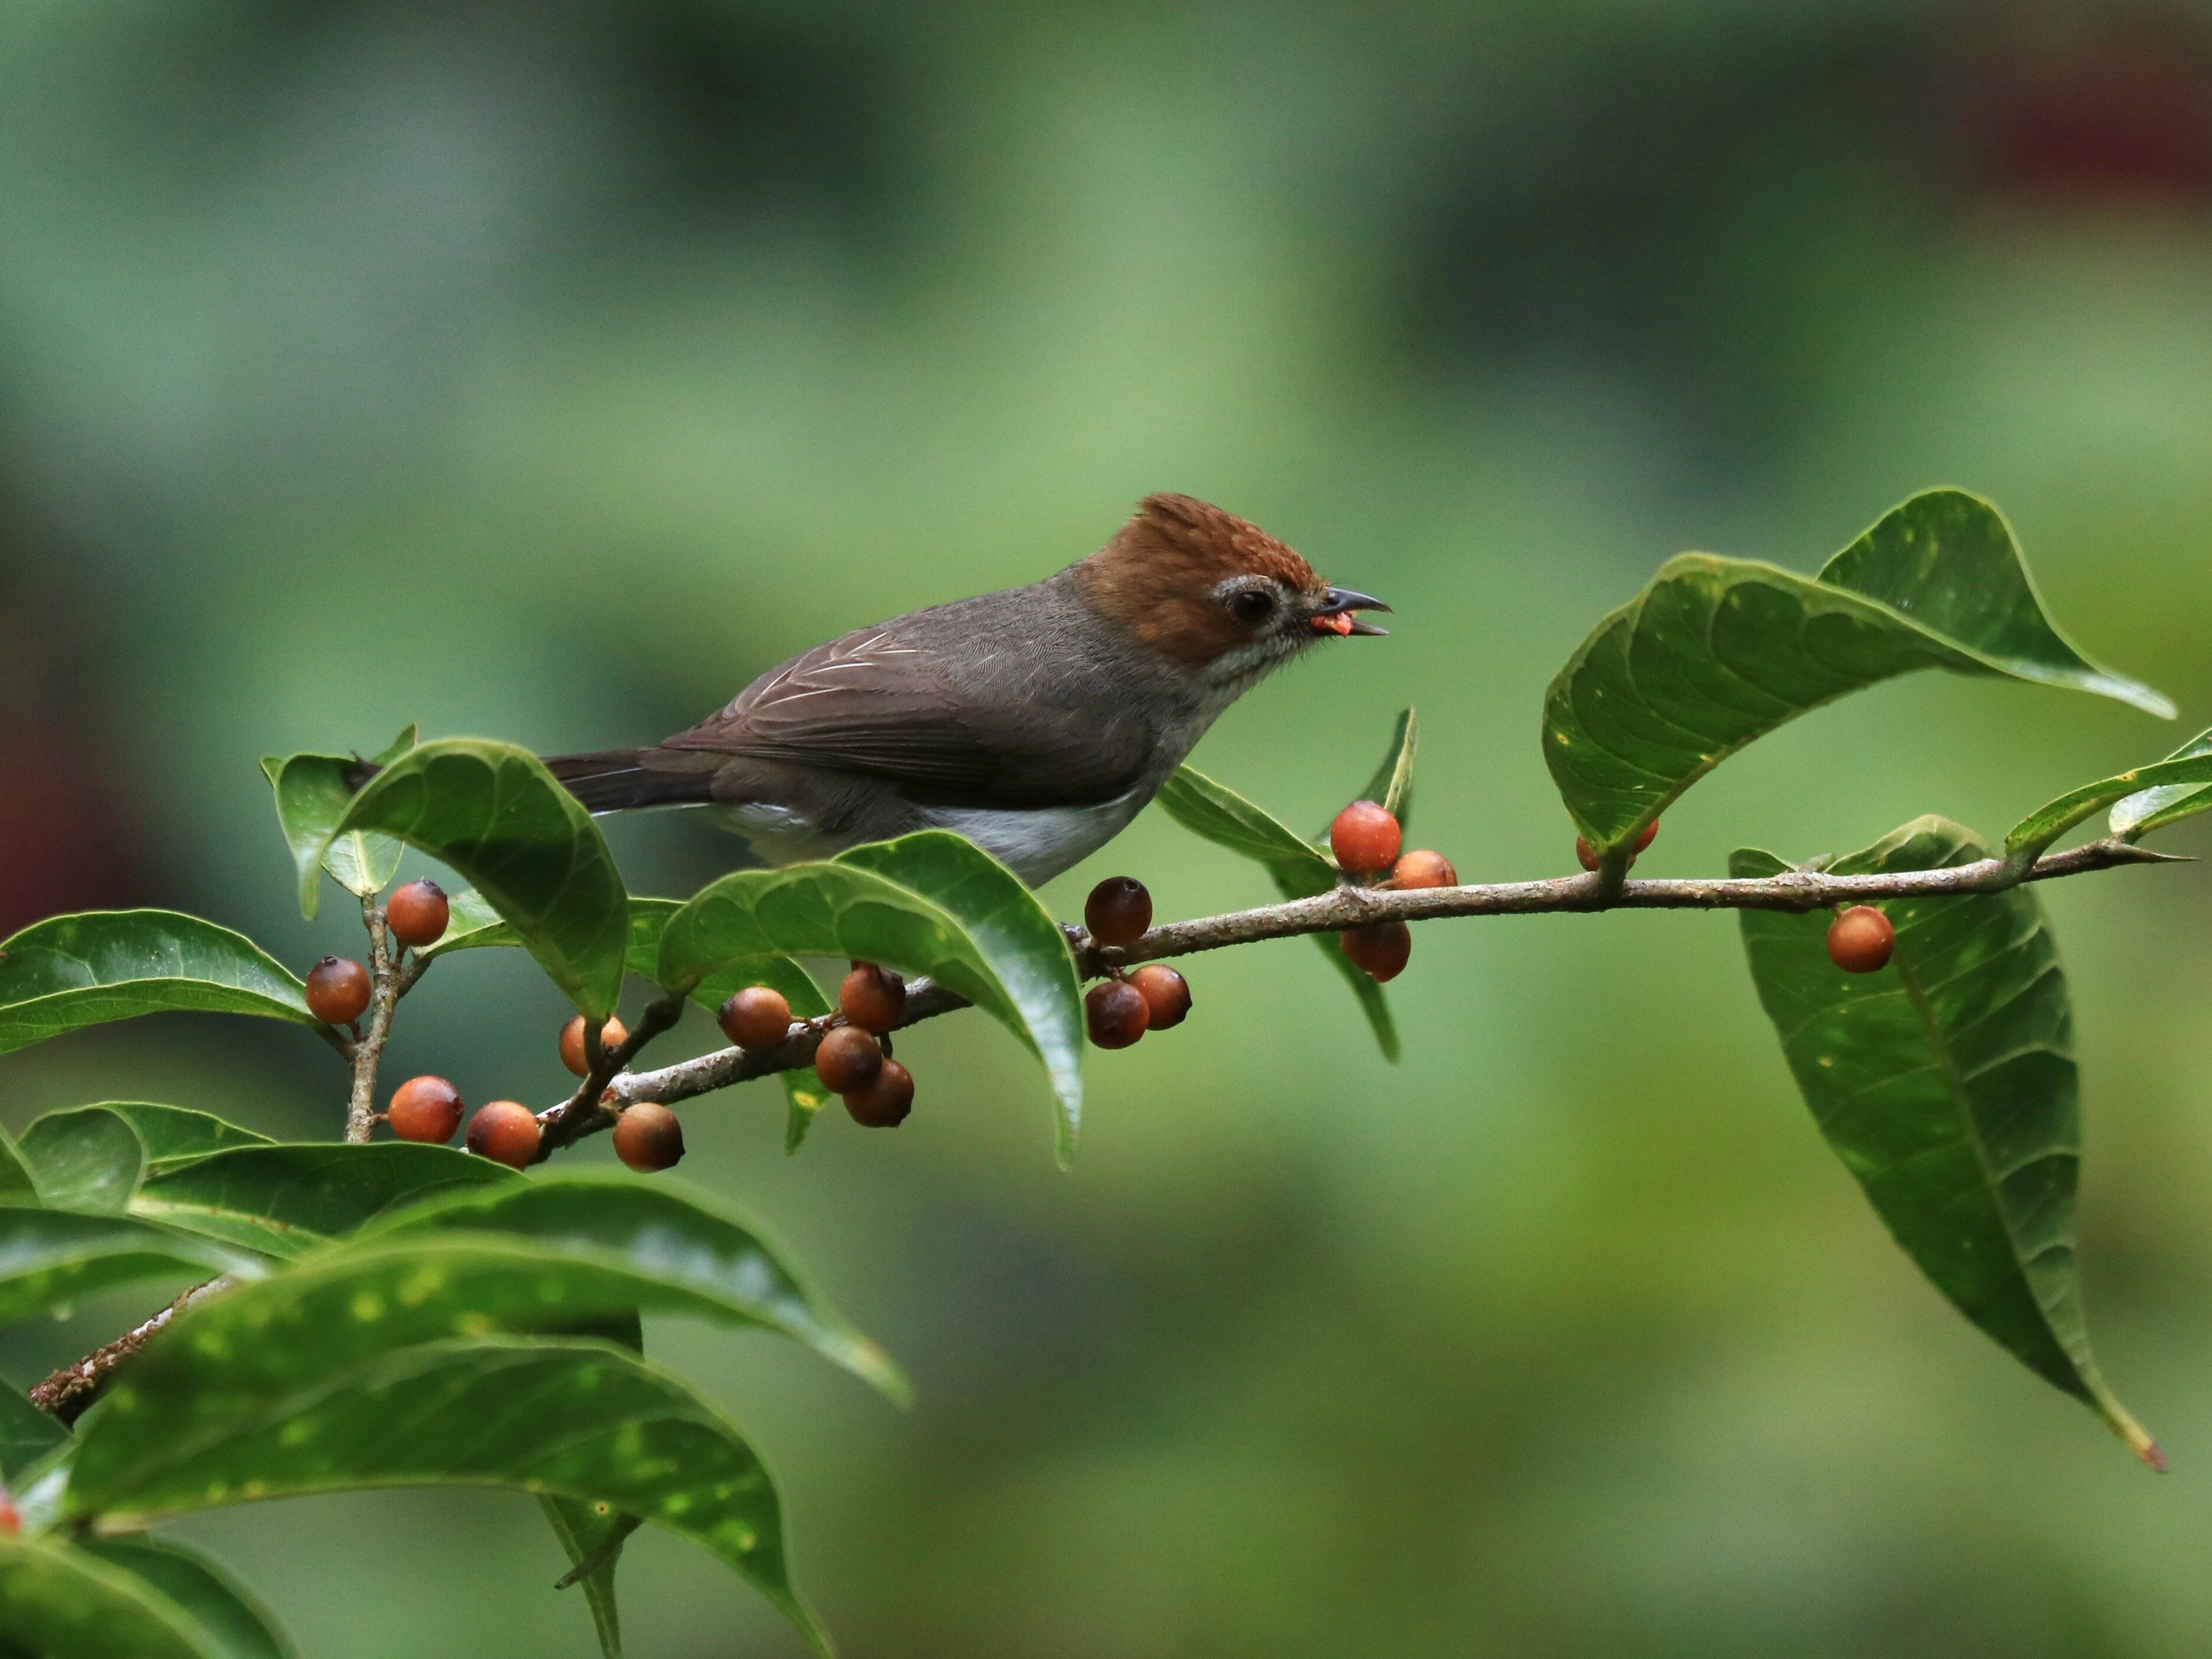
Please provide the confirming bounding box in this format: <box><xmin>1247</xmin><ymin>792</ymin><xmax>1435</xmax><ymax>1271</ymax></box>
<box><xmin>542</xmin><ymin>749</ymin><xmax>718</xmax><ymax>814</ymax></box>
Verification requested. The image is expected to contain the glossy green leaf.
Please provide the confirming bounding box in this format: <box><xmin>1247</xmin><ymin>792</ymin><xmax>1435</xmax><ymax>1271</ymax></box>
<box><xmin>130</xmin><ymin>1144</ymin><xmax>517</xmax><ymax>1259</ymax></box>
<box><xmin>1545</xmin><ymin>490</ymin><xmax>2173</xmax><ymax>855</ymax></box>
<box><xmin>0</xmin><ymin>1206</ymin><xmax>257</xmax><ymax>1328</ymax></box>
<box><xmin>260</xmin><ymin>752</ymin><xmax>404</xmax><ymax>917</ymax></box>
<box><xmin>836</xmin><ymin>831</ymin><xmax>1084</xmax><ymax>1157</ymax></box>
<box><xmin>1158</xmin><ymin>765</ymin><xmax>1399</xmax><ymax>1062</ymax></box>
<box><xmin>2004</xmin><ymin>750</ymin><xmax>2212</xmax><ymax>866</ymax></box>
<box><xmin>1734</xmin><ymin>817</ymin><xmax>2155</xmax><ymax>1464</ymax></box>
<box><xmin>0</xmin><ymin>1374</ymin><xmax>71</xmax><ymax>1480</ymax></box>
<box><xmin>76</xmin><ymin>1537</ymin><xmax>295</xmax><ymax>1659</ymax></box>
<box><xmin>410</xmin><ymin>886</ymin><xmax>516</xmax><ymax>960</ymax></box>
<box><xmin>541</xmin><ymin>1495</ymin><xmax>637</xmax><ymax>1658</ymax></box>
<box><xmin>0</xmin><ymin>1534</ymin><xmax>231</xmax><ymax>1658</ymax></box>
<box><xmin>1351</xmin><ymin>705</ymin><xmax>1417</xmax><ymax>833</ymax></box>
<box><xmin>21</xmin><ymin>1106</ymin><xmax>146</xmax><ymax>1213</ymax></box>
<box><xmin>660</xmin><ymin>836</ymin><xmax>1084</xmax><ymax>1158</ymax></box>
<box><xmin>0</xmin><ymin>1125</ymin><xmax>39</xmax><ymax>1202</ymax></box>
<box><xmin>0</xmin><ymin>911</ymin><xmax>318</xmax><ymax>1058</ymax></box>
<box><xmin>687</xmin><ymin>956</ymin><xmax>834</xmax><ymax>1153</ymax></box>
<box><xmin>366</xmin><ymin>1177</ymin><xmax>906</xmax><ymax>1401</ymax></box>
<box><xmin>623</xmin><ymin>898</ymin><xmax>683</xmax><ymax>980</ymax></box>
<box><xmin>94</xmin><ymin>1105</ymin><xmax>273</xmax><ymax>1172</ymax></box>
<box><xmin>368</xmin><ymin>724</ymin><xmax>420</xmax><ymax>768</ymax></box>
<box><xmin>2110</xmin><ymin>726</ymin><xmax>2212</xmax><ymax>840</ymax></box>
<box><xmin>323</xmin><ymin>739</ymin><xmax>629</xmax><ymax>1019</ymax></box>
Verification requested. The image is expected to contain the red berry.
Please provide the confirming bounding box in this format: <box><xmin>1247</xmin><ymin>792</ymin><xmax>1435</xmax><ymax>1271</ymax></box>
<box><xmin>1085</xmin><ymin>979</ymin><xmax>1150</xmax><ymax>1049</ymax></box>
<box><xmin>466</xmin><ymin>1100</ymin><xmax>541</xmax><ymax>1168</ymax></box>
<box><xmin>1339</xmin><ymin>920</ymin><xmax>1412</xmax><ymax>982</ymax></box>
<box><xmin>1128</xmin><ymin>964</ymin><xmax>1190</xmax><ymax>1030</ymax></box>
<box><xmin>844</xmin><ymin>1059</ymin><xmax>915</xmax><ymax>1127</ymax></box>
<box><xmin>612</xmin><ymin>1102</ymin><xmax>685</xmax><ymax>1171</ymax></box>
<box><xmin>719</xmin><ymin>985</ymin><xmax>792</xmax><ymax>1050</ymax></box>
<box><xmin>1635</xmin><ymin>818</ymin><xmax>1660</xmax><ymax>853</ymax></box>
<box><xmin>387</xmin><ymin>1075</ymin><xmax>464</xmax><ymax>1144</ymax></box>
<box><xmin>305</xmin><ymin>956</ymin><xmax>371</xmax><ymax>1025</ymax></box>
<box><xmin>814</xmin><ymin>1024</ymin><xmax>883</xmax><ymax>1093</ymax></box>
<box><xmin>384</xmin><ymin>879</ymin><xmax>450</xmax><ymax>948</ymax></box>
<box><xmin>0</xmin><ymin>1493</ymin><xmax>17</xmax><ymax>1536</ymax></box>
<box><xmin>559</xmin><ymin>1014</ymin><xmax>629</xmax><ymax>1077</ymax></box>
<box><xmin>1330</xmin><ymin>800</ymin><xmax>1402</xmax><ymax>876</ymax></box>
<box><xmin>839</xmin><ymin>964</ymin><xmax>906</xmax><ymax>1034</ymax></box>
<box><xmin>1390</xmin><ymin>849</ymin><xmax>1456</xmax><ymax>889</ymax></box>
<box><xmin>1827</xmin><ymin>906</ymin><xmax>1895</xmax><ymax>974</ymax></box>
<box><xmin>1085</xmin><ymin>877</ymin><xmax>1153</xmax><ymax>947</ymax></box>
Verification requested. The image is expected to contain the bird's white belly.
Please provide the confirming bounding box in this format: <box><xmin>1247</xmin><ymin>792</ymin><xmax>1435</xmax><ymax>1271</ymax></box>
<box><xmin>918</xmin><ymin>792</ymin><xmax>1150</xmax><ymax>887</ymax></box>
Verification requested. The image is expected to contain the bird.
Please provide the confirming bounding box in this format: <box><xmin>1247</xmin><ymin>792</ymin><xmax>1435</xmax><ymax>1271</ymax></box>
<box><xmin>542</xmin><ymin>493</ymin><xmax>1388</xmax><ymax>887</ymax></box>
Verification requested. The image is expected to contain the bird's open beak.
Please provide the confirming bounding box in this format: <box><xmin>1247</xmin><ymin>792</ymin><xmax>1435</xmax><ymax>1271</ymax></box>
<box><xmin>1309</xmin><ymin>586</ymin><xmax>1391</xmax><ymax>636</ymax></box>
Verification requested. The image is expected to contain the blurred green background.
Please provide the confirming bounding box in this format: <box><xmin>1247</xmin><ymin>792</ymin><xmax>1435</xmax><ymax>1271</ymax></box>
<box><xmin>5</xmin><ymin>1</ymin><xmax>2212</xmax><ymax>1654</ymax></box>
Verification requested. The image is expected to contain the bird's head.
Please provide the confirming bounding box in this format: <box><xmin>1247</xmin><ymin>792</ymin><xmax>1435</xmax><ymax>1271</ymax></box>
<box><xmin>1071</xmin><ymin>494</ymin><xmax>1388</xmax><ymax>690</ymax></box>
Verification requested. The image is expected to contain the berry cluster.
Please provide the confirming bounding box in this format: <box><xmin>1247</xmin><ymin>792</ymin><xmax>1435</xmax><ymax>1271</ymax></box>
<box><xmin>1079</xmin><ymin>877</ymin><xmax>1192</xmax><ymax>1050</ymax></box>
<box><xmin>1328</xmin><ymin>799</ymin><xmax>1457</xmax><ymax>985</ymax></box>
<box><xmin>719</xmin><ymin>964</ymin><xmax>917</xmax><ymax>1129</ymax></box>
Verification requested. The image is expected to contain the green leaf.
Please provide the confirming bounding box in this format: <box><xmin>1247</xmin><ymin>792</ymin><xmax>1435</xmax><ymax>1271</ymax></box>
<box><xmin>261</xmin><ymin>753</ymin><xmax>405</xmax><ymax>917</ymax></box>
<box><xmin>94</xmin><ymin>1106</ymin><xmax>273</xmax><ymax>1173</ymax></box>
<box><xmin>323</xmin><ymin>740</ymin><xmax>629</xmax><ymax>1019</ymax></box>
<box><xmin>0</xmin><ymin>1375</ymin><xmax>71</xmax><ymax>1481</ymax></box>
<box><xmin>660</xmin><ymin>835</ymin><xmax>1084</xmax><ymax>1159</ymax></box>
<box><xmin>21</xmin><ymin>1107</ymin><xmax>146</xmax><ymax>1213</ymax></box>
<box><xmin>1350</xmin><ymin>706</ymin><xmax>1417</xmax><ymax>833</ymax></box>
<box><xmin>541</xmin><ymin>1497</ymin><xmax>640</xmax><ymax>1658</ymax></box>
<box><xmin>1158</xmin><ymin>766</ymin><xmax>1399</xmax><ymax>1063</ymax></box>
<box><xmin>2004</xmin><ymin>750</ymin><xmax>2212</xmax><ymax>866</ymax></box>
<box><xmin>410</xmin><ymin>886</ymin><xmax>517</xmax><ymax>960</ymax></box>
<box><xmin>835</xmin><ymin>831</ymin><xmax>1085</xmax><ymax>1160</ymax></box>
<box><xmin>0</xmin><ymin>1125</ymin><xmax>39</xmax><ymax>1202</ymax></box>
<box><xmin>2110</xmin><ymin>726</ymin><xmax>2212</xmax><ymax>840</ymax></box>
<box><xmin>368</xmin><ymin>724</ymin><xmax>420</xmax><ymax>768</ymax></box>
<box><xmin>76</xmin><ymin>1537</ymin><xmax>295</xmax><ymax>1659</ymax></box>
<box><xmin>130</xmin><ymin>1144</ymin><xmax>518</xmax><ymax>1259</ymax></box>
<box><xmin>686</xmin><ymin>956</ymin><xmax>833</xmax><ymax>1154</ymax></box>
<box><xmin>0</xmin><ymin>1206</ymin><xmax>258</xmax><ymax>1328</ymax></box>
<box><xmin>0</xmin><ymin>1534</ymin><xmax>233</xmax><ymax>1658</ymax></box>
<box><xmin>364</xmin><ymin>1177</ymin><xmax>906</xmax><ymax>1402</ymax></box>
<box><xmin>1545</xmin><ymin>490</ymin><xmax>2173</xmax><ymax>854</ymax></box>
<box><xmin>0</xmin><ymin>911</ymin><xmax>319</xmax><ymax>1058</ymax></box>
<box><xmin>1733</xmin><ymin>817</ymin><xmax>2155</xmax><ymax>1465</ymax></box>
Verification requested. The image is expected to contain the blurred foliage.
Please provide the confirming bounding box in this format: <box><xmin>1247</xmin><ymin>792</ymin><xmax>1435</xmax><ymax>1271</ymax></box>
<box><xmin>4</xmin><ymin>1</ymin><xmax>2212</xmax><ymax>1654</ymax></box>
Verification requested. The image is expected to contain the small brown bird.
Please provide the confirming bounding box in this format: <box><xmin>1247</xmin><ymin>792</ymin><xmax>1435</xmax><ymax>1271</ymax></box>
<box><xmin>545</xmin><ymin>494</ymin><xmax>1388</xmax><ymax>886</ymax></box>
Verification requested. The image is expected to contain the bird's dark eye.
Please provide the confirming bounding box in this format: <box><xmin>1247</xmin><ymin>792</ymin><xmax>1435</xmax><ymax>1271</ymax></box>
<box><xmin>1228</xmin><ymin>589</ymin><xmax>1275</xmax><ymax>626</ymax></box>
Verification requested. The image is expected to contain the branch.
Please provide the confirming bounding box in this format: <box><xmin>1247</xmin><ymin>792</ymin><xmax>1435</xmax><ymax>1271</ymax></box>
<box><xmin>343</xmin><ymin>897</ymin><xmax>402</xmax><ymax>1144</ymax></box>
<box><xmin>530</xmin><ymin>835</ymin><xmax>2181</xmax><ymax>1149</ymax></box>
<box><xmin>28</xmin><ymin>1278</ymin><xmax>230</xmax><ymax>1426</ymax></box>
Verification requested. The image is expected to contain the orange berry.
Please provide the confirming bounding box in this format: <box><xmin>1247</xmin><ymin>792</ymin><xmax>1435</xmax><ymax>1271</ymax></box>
<box><xmin>1827</xmin><ymin>906</ymin><xmax>1895</xmax><ymax>974</ymax></box>
<box><xmin>465</xmin><ymin>1100</ymin><xmax>541</xmax><ymax>1168</ymax></box>
<box><xmin>387</xmin><ymin>1075</ymin><xmax>464</xmax><ymax>1144</ymax></box>
<box><xmin>1635</xmin><ymin>818</ymin><xmax>1660</xmax><ymax>853</ymax></box>
<box><xmin>0</xmin><ymin>1493</ymin><xmax>17</xmax><ymax>1536</ymax></box>
<box><xmin>612</xmin><ymin>1102</ymin><xmax>685</xmax><ymax>1171</ymax></box>
<box><xmin>305</xmin><ymin>956</ymin><xmax>371</xmax><ymax>1025</ymax></box>
<box><xmin>839</xmin><ymin>964</ymin><xmax>907</xmax><ymax>1034</ymax></box>
<box><xmin>559</xmin><ymin>1014</ymin><xmax>629</xmax><ymax>1077</ymax></box>
<box><xmin>1128</xmin><ymin>964</ymin><xmax>1190</xmax><ymax>1030</ymax></box>
<box><xmin>1330</xmin><ymin>800</ymin><xmax>1402</xmax><ymax>876</ymax></box>
<box><xmin>1084</xmin><ymin>877</ymin><xmax>1153</xmax><ymax>947</ymax></box>
<box><xmin>1085</xmin><ymin>979</ymin><xmax>1150</xmax><ymax>1049</ymax></box>
<box><xmin>1390</xmin><ymin>849</ymin><xmax>1456</xmax><ymax>889</ymax></box>
<box><xmin>719</xmin><ymin>985</ymin><xmax>792</xmax><ymax>1050</ymax></box>
<box><xmin>1339</xmin><ymin>920</ymin><xmax>1412</xmax><ymax>982</ymax></box>
<box><xmin>1575</xmin><ymin>837</ymin><xmax>1600</xmax><ymax>873</ymax></box>
<box><xmin>384</xmin><ymin>879</ymin><xmax>449</xmax><ymax>948</ymax></box>
<box><xmin>844</xmin><ymin>1059</ymin><xmax>915</xmax><ymax>1128</ymax></box>
<box><xmin>814</xmin><ymin>1024</ymin><xmax>883</xmax><ymax>1093</ymax></box>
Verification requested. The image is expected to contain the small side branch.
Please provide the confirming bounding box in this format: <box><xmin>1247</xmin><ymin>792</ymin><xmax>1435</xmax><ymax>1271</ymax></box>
<box><xmin>343</xmin><ymin>898</ymin><xmax>402</xmax><ymax>1143</ymax></box>
<box><xmin>28</xmin><ymin>1278</ymin><xmax>230</xmax><ymax>1426</ymax></box>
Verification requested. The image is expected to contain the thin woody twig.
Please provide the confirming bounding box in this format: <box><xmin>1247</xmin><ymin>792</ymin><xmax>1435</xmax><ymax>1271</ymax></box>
<box><xmin>342</xmin><ymin>897</ymin><xmax>402</xmax><ymax>1144</ymax></box>
<box><xmin>27</xmin><ymin>1278</ymin><xmax>231</xmax><ymax>1426</ymax></box>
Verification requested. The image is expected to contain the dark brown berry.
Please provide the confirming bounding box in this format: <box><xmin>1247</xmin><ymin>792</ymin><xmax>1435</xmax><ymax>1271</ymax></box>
<box><xmin>1128</xmin><ymin>964</ymin><xmax>1190</xmax><ymax>1030</ymax></box>
<box><xmin>1085</xmin><ymin>877</ymin><xmax>1153</xmax><ymax>947</ymax></box>
<box><xmin>1085</xmin><ymin>979</ymin><xmax>1150</xmax><ymax>1049</ymax></box>
<box><xmin>612</xmin><ymin>1102</ymin><xmax>685</xmax><ymax>1171</ymax></box>
<box><xmin>814</xmin><ymin>1024</ymin><xmax>883</xmax><ymax>1093</ymax></box>
<box><xmin>1339</xmin><ymin>920</ymin><xmax>1412</xmax><ymax>982</ymax></box>
<box><xmin>839</xmin><ymin>963</ymin><xmax>906</xmax><ymax>1034</ymax></box>
<box><xmin>1330</xmin><ymin>800</ymin><xmax>1402</xmax><ymax>876</ymax></box>
<box><xmin>560</xmin><ymin>1014</ymin><xmax>629</xmax><ymax>1077</ymax></box>
<box><xmin>719</xmin><ymin>985</ymin><xmax>792</xmax><ymax>1050</ymax></box>
<box><xmin>1827</xmin><ymin>906</ymin><xmax>1895</xmax><ymax>974</ymax></box>
<box><xmin>1634</xmin><ymin>818</ymin><xmax>1660</xmax><ymax>854</ymax></box>
<box><xmin>387</xmin><ymin>1075</ymin><xmax>464</xmax><ymax>1144</ymax></box>
<box><xmin>305</xmin><ymin>955</ymin><xmax>371</xmax><ymax>1025</ymax></box>
<box><xmin>1390</xmin><ymin>849</ymin><xmax>1457</xmax><ymax>889</ymax></box>
<box><xmin>466</xmin><ymin>1100</ymin><xmax>541</xmax><ymax>1168</ymax></box>
<box><xmin>384</xmin><ymin>879</ymin><xmax>450</xmax><ymax>948</ymax></box>
<box><xmin>844</xmin><ymin>1059</ymin><xmax>915</xmax><ymax>1128</ymax></box>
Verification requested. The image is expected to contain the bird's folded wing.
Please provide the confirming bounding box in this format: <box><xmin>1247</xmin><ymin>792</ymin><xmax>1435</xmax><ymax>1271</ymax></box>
<box><xmin>661</xmin><ymin>623</ymin><xmax>1156</xmax><ymax>808</ymax></box>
